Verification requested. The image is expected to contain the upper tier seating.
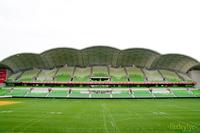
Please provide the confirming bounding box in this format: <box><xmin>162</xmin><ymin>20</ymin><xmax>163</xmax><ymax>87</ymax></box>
<box><xmin>73</xmin><ymin>67</ymin><xmax>91</xmax><ymax>82</ymax></box>
<box><xmin>54</xmin><ymin>66</ymin><xmax>74</xmax><ymax>82</ymax></box>
<box><xmin>7</xmin><ymin>72</ymin><xmax>22</xmax><ymax>82</ymax></box>
<box><xmin>17</xmin><ymin>69</ymin><xmax>40</xmax><ymax>82</ymax></box>
<box><xmin>177</xmin><ymin>73</ymin><xmax>193</xmax><ymax>82</ymax></box>
<box><xmin>7</xmin><ymin>66</ymin><xmax>194</xmax><ymax>83</ymax></box>
<box><xmin>91</xmin><ymin>66</ymin><xmax>109</xmax><ymax>77</ymax></box>
<box><xmin>110</xmin><ymin>67</ymin><xmax>128</xmax><ymax>82</ymax></box>
<box><xmin>160</xmin><ymin>70</ymin><xmax>182</xmax><ymax>82</ymax></box>
<box><xmin>143</xmin><ymin>69</ymin><xmax>163</xmax><ymax>81</ymax></box>
<box><xmin>126</xmin><ymin>67</ymin><xmax>145</xmax><ymax>82</ymax></box>
<box><xmin>37</xmin><ymin>68</ymin><xmax>57</xmax><ymax>81</ymax></box>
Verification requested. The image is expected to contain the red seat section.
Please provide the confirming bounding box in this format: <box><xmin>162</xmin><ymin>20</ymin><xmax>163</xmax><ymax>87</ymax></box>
<box><xmin>0</xmin><ymin>69</ymin><xmax>7</xmax><ymax>83</ymax></box>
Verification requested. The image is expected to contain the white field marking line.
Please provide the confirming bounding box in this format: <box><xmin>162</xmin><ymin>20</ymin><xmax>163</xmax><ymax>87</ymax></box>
<box><xmin>102</xmin><ymin>104</ymin><xmax>110</xmax><ymax>133</ymax></box>
<box><xmin>11</xmin><ymin>116</ymin><xmax>39</xmax><ymax>131</ymax></box>
<box><xmin>0</xmin><ymin>110</ymin><xmax>13</xmax><ymax>113</ymax></box>
<box><xmin>110</xmin><ymin>121</ymin><xmax>114</xmax><ymax>128</ymax></box>
<box><xmin>153</xmin><ymin>107</ymin><xmax>200</xmax><ymax>130</ymax></box>
<box><xmin>161</xmin><ymin>113</ymin><xmax>200</xmax><ymax>130</ymax></box>
<box><xmin>161</xmin><ymin>109</ymin><xmax>200</xmax><ymax>128</ymax></box>
<box><xmin>116</xmin><ymin>112</ymin><xmax>142</xmax><ymax>122</ymax></box>
<box><xmin>21</xmin><ymin>114</ymin><xmax>50</xmax><ymax>131</ymax></box>
<box><xmin>11</xmin><ymin>113</ymin><xmax>49</xmax><ymax>132</ymax></box>
<box><xmin>102</xmin><ymin>104</ymin><xmax>122</xmax><ymax>133</ymax></box>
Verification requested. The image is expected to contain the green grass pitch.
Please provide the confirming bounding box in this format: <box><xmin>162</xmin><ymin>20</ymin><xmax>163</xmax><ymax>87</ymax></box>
<box><xmin>0</xmin><ymin>98</ymin><xmax>200</xmax><ymax>133</ymax></box>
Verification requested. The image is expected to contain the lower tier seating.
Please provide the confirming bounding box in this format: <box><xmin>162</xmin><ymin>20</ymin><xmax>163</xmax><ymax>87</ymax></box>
<box><xmin>26</xmin><ymin>90</ymin><xmax>48</xmax><ymax>97</ymax></box>
<box><xmin>172</xmin><ymin>90</ymin><xmax>194</xmax><ymax>97</ymax></box>
<box><xmin>10</xmin><ymin>89</ymin><xmax>28</xmax><ymax>97</ymax></box>
<box><xmin>133</xmin><ymin>90</ymin><xmax>152</xmax><ymax>97</ymax></box>
<box><xmin>191</xmin><ymin>89</ymin><xmax>200</xmax><ymax>97</ymax></box>
<box><xmin>69</xmin><ymin>90</ymin><xmax>89</xmax><ymax>98</ymax></box>
<box><xmin>112</xmin><ymin>91</ymin><xmax>132</xmax><ymax>98</ymax></box>
<box><xmin>1</xmin><ymin>87</ymin><xmax>200</xmax><ymax>98</ymax></box>
<box><xmin>48</xmin><ymin>90</ymin><xmax>68</xmax><ymax>97</ymax></box>
<box><xmin>91</xmin><ymin>93</ymin><xmax>111</xmax><ymax>98</ymax></box>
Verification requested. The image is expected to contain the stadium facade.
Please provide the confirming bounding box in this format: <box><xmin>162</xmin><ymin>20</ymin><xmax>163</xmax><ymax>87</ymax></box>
<box><xmin>0</xmin><ymin>46</ymin><xmax>200</xmax><ymax>98</ymax></box>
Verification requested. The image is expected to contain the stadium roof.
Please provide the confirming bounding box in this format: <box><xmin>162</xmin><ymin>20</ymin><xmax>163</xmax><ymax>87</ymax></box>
<box><xmin>0</xmin><ymin>46</ymin><xmax>199</xmax><ymax>73</ymax></box>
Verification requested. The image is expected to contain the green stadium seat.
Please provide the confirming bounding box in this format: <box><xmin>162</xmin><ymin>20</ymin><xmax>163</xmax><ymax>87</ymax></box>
<box><xmin>160</xmin><ymin>70</ymin><xmax>182</xmax><ymax>82</ymax></box>
<box><xmin>178</xmin><ymin>73</ymin><xmax>193</xmax><ymax>82</ymax></box>
<box><xmin>126</xmin><ymin>67</ymin><xmax>145</xmax><ymax>82</ymax></box>
<box><xmin>0</xmin><ymin>88</ymin><xmax>10</xmax><ymax>96</ymax></box>
<box><xmin>133</xmin><ymin>90</ymin><xmax>152</xmax><ymax>97</ymax></box>
<box><xmin>91</xmin><ymin>66</ymin><xmax>109</xmax><ymax>77</ymax></box>
<box><xmin>191</xmin><ymin>89</ymin><xmax>200</xmax><ymax>97</ymax></box>
<box><xmin>10</xmin><ymin>89</ymin><xmax>28</xmax><ymax>97</ymax></box>
<box><xmin>7</xmin><ymin>72</ymin><xmax>22</xmax><ymax>82</ymax></box>
<box><xmin>112</xmin><ymin>90</ymin><xmax>132</xmax><ymax>98</ymax></box>
<box><xmin>24</xmin><ymin>88</ymin><xmax>49</xmax><ymax>97</ymax></box>
<box><xmin>110</xmin><ymin>67</ymin><xmax>128</xmax><ymax>82</ymax></box>
<box><xmin>152</xmin><ymin>90</ymin><xmax>174</xmax><ymax>97</ymax></box>
<box><xmin>54</xmin><ymin>66</ymin><xmax>74</xmax><ymax>82</ymax></box>
<box><xmin>91</xmin><ymin>93</ymin><xmax>111</xmax><ymax>98</ymax></box>
<box><xmin>69</xmin><ymin>90</ymin><xmax>89</xmax><ymax>98</ymax></box>
<box><xmin>48</xmin><ymin>90</ymin><xmax>68</xmax><ymax>97</ymax></box>
<box><xmin>172</xmin><ymin>90</ymin><xmax>194</xmax><ymax>97</ymax></box>
<box><xmin>73</xmin><ymin>67</ymin><xmax>91</xmax><ymax>82</ymax></box>
<box><xmin>17</xmin><ymin>69</ymin><xmax>40</xmax><ymax>82</ymax></box>
<box><xmin>143</xmin><ymin>69</ymin><xmax>163</xmax><ymax>82</ymax></box>
<box><xmin>37</xmin><ymin>68</ymin><xmax>57</xmax><ymax>81</ymax></box>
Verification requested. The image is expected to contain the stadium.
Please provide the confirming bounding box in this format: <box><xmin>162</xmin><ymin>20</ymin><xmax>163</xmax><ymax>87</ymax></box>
<box><xmin>1</xmin><ymin>46</ymin><xmax>200</xmax><ymax>132</ymax></box>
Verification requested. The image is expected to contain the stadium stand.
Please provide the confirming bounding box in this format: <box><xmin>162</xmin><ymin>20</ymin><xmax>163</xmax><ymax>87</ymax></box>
<box><xmin>17</xmin><ymin>69</ymin><xmax>40</xmax><ymax>82</ymax></box>
<box><xmin>126</xmin><ymin>67</ymin><xmax>145</xmax><ymax>81</ymax></box>
<box><xmin>133</xmin><ymin>90</ymin><xmax>153</xmax><ymax>97</ymax></box>
<box><xmin>143</xmin><ymin>69</ymin><xmax>163</xmax><ymax>81</ymax></box>
<box><xmin>160</xmin><ymin>70</ymin><xmax>182</xmax><ymax>82</ymax></box>
<box><xmin>1</xmin><ymin>46</ymin><xmax>200</xmax><ymax>99</ymax></box>
<box><xmin>26</xmin><ymin>88</ymin><xmax>48</xmax><ymax>97</ymax></box>
<box><xmin>177</xmin><ymin>72</ymin><xmax>193</xmax><ymax>82</ymax></box>
<box><xmin>152</xmin><ymin>89</ymin><xmax>174</xmax><ymax>97</ymax></box>
<box><xmin>89</xmin><ymin>90</ymin><xmax>112</xmax><ymax>98</ymax></box>
<box><xmin>110</xmin><ymin>67</ymin><xmax>128</xmax><ymax>82</ymax></box>
<box><xmin>37</xmin><ymin>68</ymin><xmax>57</xmax><ymax>81</ymax></box>
<box><xmin>172</xmin><ymin>89</ymin><xmax>194</xmax><ymax>97</ymax></box>
<box><xmin>191</xmin><ymin>89</ymin><xmax>200</xmax><ymax>97</ymax></box>
<box><xmin>69</xmin><ymin>90</ymin><xmax>89</xmax><ymax>98</ymax></box>
<box><xmin>7</xmin><ymin>72</ymin><xmax>22</xmax><ymax>82</ymax></box>
<box><xmin>73</xmin><ymin>67</ymin><xmax>91</xmax><ymax>82</ymax></box>
<box><xmin>48</xmin><ymin>90</ymin><xmax>68</xmax><ymax>97</ymax></box>
<box><xmin>91</xmin><ymin>66</ymin><xmax>109</xmax><ymax>78</ymax></box>
<box><xmin>54</xmin><ymin>66</ymin><xmax>74</xmax><ymax>82</ymax></box>
<box><xmin>0</xmin><ymin>88</ymin><xmax>9</xmax><ymax>96</ymax></box>
<box><xmin>91</xmin><ymin>93</ymin><xmax>111</xmax><ymax>98</ymax></box>
<box><xmin>10</xmin><ymin>88</ymin><xmax>28</xmax><ymax>97</ymax></box>
<box><xmin>112</xmin><ymin>90</ymin><xmax>132</xmax><ymax>98</ymax></box>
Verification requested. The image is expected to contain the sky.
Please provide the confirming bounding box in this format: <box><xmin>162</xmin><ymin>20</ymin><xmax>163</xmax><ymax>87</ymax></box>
<box><xmin>0</xmin><ymin>0</ymin><xmax>200</xmax><ymax>61</ymax></box>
